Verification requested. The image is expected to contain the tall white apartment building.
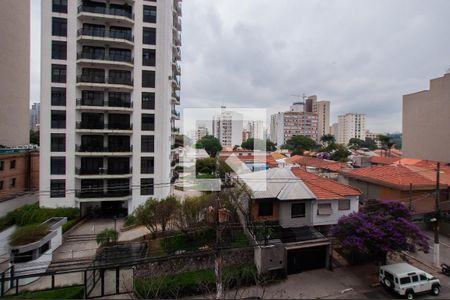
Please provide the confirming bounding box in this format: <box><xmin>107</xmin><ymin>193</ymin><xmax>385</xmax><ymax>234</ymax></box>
<box><xmin>30</xmin><ymin>103</ymin><xmax>41</xmax><ymax>131</ymax></box>
<box><xmin>247</xmin><ymin>120</ymin><xmax>265</xmax><ymax>140</ymax></box>
<box><xmin>212</xmin><ymin>109</ymin><xmax>243</xmax><ymax>148</ymax></box>
<box><xmin>305</xmin><ymin>95</ymin><xmax>330</xmax><ymax>138</ymax></box>
<box><xmin>337</xmin><ymin>113</ymin><xmax>366</xmax><ymax>145</ymax></box>
<box><xmin>40</xmin><ymin>0</ymin><xmax>182</xmax><ymax>216</ymax></box>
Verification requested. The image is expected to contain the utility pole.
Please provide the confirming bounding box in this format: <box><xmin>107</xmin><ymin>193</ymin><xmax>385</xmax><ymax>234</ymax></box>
<box><xmin>433</xmin><ymin>162</ymin><xmax>441</xmax><ymax>267</ymax></box>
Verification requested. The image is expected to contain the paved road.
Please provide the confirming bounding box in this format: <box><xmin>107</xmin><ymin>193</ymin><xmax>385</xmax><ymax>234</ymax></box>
<box><xmin>0</xmin><ymin>192</ymin><xmax>38</xmax><ymax>217</ymax></box>
<box><xmin>409</xmin><ymin>230</ymin><xmax>450</xmax><ymax>268</ymax></box>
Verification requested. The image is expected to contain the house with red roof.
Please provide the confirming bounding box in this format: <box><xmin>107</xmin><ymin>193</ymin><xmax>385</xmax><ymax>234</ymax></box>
<box><xmin>285</xmin><ymin>155</ymin><xmax>349</xmax><ymax>179</ymax></box>
<box><xmin>339</xmin><ymin>165</ymin><xmax>450</xmax><ymax>214</ymax></box>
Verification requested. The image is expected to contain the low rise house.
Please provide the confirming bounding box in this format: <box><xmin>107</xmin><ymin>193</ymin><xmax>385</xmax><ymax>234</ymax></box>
<box><xmin>285</xmin><ymin>155</ymin><xmax>348</xmax><ymax>179</ymax></box>
<box><xmin>239</xmin><ymin>167</ymin><xmax>361</xmax><ymax>274</ymax></box>
<box><xmin>339</xmin><ymin>165</ymin><xmax>450</xmax><ymax>214</ymax></box>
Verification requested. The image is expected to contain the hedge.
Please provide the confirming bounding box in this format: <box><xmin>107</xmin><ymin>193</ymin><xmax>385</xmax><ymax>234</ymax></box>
<box><xmin>0</xmin><ymin>203</ymin><xmax>80</xmax><ymax>232</ymax></box>
<box><xmin>134</xmin><ymin>264</ymin><xmax>258</xmax><ymax>299</ymax></box>
<box><xmin>9</xmin><ymin>224</ymin><xmax>51</xmax><ymax>247</ymax></box>
<box><xmin>5</xmin><ymin>286</ymin><xmax>84</xmax><ymax>299</ymax></box>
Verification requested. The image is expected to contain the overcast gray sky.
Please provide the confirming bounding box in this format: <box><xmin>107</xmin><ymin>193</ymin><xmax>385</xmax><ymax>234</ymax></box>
<box><xmin>31</xmin><ymin>0</ymin><xmax>450</xmax><ymax>133</ymax></box>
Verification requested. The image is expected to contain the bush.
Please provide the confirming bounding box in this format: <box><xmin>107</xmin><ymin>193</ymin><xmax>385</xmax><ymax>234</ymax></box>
<box><xmin>134</xmin><ymin>264</ymin><xmax>258</xmax><ymax>299</ymax></box>
<box><xmin>124</xmin><ymin>214</ymin><xmax>137</xmax><ymax>227</ymax></box>
<box><xmin>62</xmin><ymin>218</ymin><xmax>80</xmax><ymax>233</ymax></box>
<box><xmin>5</xmin><ymin>286</ymin><xmax>84</xmax><ymax>299</ymax></box>
<box><xmin>0</xmin><ymin>203</ymin><xmax>80</xmax><ymax>233</ymax></box>
<box><xmin>96</xmin><ymin>229</ymin><xmax>119</xmax><ymax>247</ymax></box>
<box><xmin>160</xmin><ymin>228</ymin><xmax>215</xmax><ymax>254</ymax></box>
<box><xmin>9</xmin><ymin>224</ymin><xmax>51</xmax><ymax>247</ymax></box>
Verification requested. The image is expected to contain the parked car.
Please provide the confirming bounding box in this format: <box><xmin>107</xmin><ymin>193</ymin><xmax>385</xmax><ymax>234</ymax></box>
<box><xmin>379</xmin><ymin>263</ymin><xmax>440</xmax><ymax>299</ymax></box>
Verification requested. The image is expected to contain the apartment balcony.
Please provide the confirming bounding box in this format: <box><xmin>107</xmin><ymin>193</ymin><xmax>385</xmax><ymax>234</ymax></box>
<box><xmin>75</xmin><ymin>189</ymin><xmax>132</xmax><ymax>201</ymax></box>
<box><xmin>173</xmin><ymin>0</ymin><xmax>182</xmax><ymax>17</ymax></box>
<box><xmin>173</xmin><ymin>46</ymin><xmax>181</xmax><ymax>61</ymax></box>
<box><xmin>76</xmin><ymin>98</ymin><xmax>133</xmax><ymax>112</ymax></box>
<box><xmin>171</xmin><ymin>92</ymin><xmax>180</xmax><ymax>105</ymax></box>
<box><xmin>171</xmin><ymin>126</ymin><xmax>180</xmax><ymax>134</ymax></box>
<box><xmin>173</xmin><ymin>15</ymin><xmax>182</xmax><ymax>31</ymax></box>
<box><xmin>172</xmin><ymin>76</ymin><xmax>180</xmax><ymax>90</ymax></box>
<box><xmin>76</xmin><ymin>75</ymin><xmax>134</xmax><ymax>90</ymax></box>
<box><xmin>172</xmin><ymin>61</ymin><xmax>181</xmax><ymax>76</ymax></box>
<box><xmin>76</xmin><ymin>122</ymin><xmax>133</xmax><ymax>134</ymax></box>
<box><xmin>77</xmin><ymin>5</ymin><xmax>134</xmax><ymax>25</ymax></box>
<box><xmin>77</xmin><ymin>52</ymin><xmax>134</xmax><ymax>68</ymax></box>
<box><xmin>77</xmin><ymin>28</ymin><xmax>134</xmax><ymax>48</ymax></box>
<box><xmin>75</xmin><ymin>167</ymin><xmax>132</xmax><ymax>178</ymax></box>
<box><xmin>75</xmin><ymin>145</ymin><xmax>133</xmax><ymax>156</ymax></box>
<box><xmin>171</xmin><ymin>109</ymin><xmax>180</xmax><ymax>120</ymax></box>
<box><xmin>173</xmin><ymin>30</ymin><xmax>182</xmax><ymax>47</ymax></box>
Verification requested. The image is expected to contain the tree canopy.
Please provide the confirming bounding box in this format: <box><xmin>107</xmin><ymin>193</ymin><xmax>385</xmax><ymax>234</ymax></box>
<box><xmin>349</xmin><ymin>138</ymin><xmax>378</xmax><ymax>150</ymax></box>
<box><xmin>283</xmin><ymin>135</ymin><xmax>319</xmax><ymax>155</ymax></box>
<box><xmin>330</xmin><ymin>144</ymin><xmax>351</xmax><ymax>162</ymax></box>
<box><xmin>332</xmin><ymin>199</ymin><xmax>429</xmax><ymax>264</ymax></box>
<box><xmin>241</xmin><ymin>138</ymin><xmax>276</xmax><ymax>151</ymax></box>
<box><xmin>195</xmin><ymin>135</ymin><xmax>222</xmax><ymax>157</ymax></box>
<box><xmin>196</xmin><ymin>157</ymin><xmax>217</xmax><ymax>175</ymax></box>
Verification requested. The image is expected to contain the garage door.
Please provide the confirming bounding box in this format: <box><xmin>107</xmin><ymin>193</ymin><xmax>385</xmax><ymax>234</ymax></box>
<box><xmin>287</xmin><ymin>246</ymin><xmax>328</xmax><ymax>274</ymax></box>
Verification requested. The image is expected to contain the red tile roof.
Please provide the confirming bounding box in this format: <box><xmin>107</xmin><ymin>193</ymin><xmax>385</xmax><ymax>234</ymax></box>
<box><xmin>340</xmin><ymin>165</ymin><xmax>448</xmax><ymax>190</ymax></box>
<box><xmin>291</xmin><ymin>168</ymin><xmax>361</xmax><ymax>200</ymax></box>
<box><xmin>286</xmin><ymin>155</ymin><xmax>348</xmax><ymax>172</ymax></box>
<box><xmin>370</xmin><ymin>156</ymin><xmax>400</xmax><ymax>165</ymax></box>
<box><xmin>219</xmin><ymin>155</ymin><xmax>278</xmax><ymax>168</ymax></box>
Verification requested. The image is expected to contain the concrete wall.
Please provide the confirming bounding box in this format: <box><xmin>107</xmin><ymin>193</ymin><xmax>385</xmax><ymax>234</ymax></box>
<box><xmin>403</xmin><ymin>74</ymin><xmax>450</xmax><ymax>162</ymax></box>
<box><xmin>254</xmin><ymin>241</ymin><xmax>285</xmax><ymax>274</ymax></box>
<box><xmin>279</xmin><ymin>201</ymin><xmax>312</xmax><ymax>228</ymax></box>
<box><xmin>0</xmin><ymin>0</ymin><xmax>30</xmax><ymax>147</ymax></box>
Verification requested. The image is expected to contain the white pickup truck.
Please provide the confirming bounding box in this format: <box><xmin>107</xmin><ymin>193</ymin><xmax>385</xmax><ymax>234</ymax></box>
<box><xmin>379</xmin><ymin>263</ymin><xmax>440</xmax><ymax>299</ymax></box>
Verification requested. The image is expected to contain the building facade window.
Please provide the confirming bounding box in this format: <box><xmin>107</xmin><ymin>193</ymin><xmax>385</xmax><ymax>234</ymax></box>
<box><xmin>143</xmin><ymin>49</ymin><xmax>156</xmax><ymax>66</ymax></box>
<box><xmin>142</xmin><ymin>114</ymin><xmax>155</xmax><ymax>131</ymax></box>
<box><xmin>52</xmin><ymin>17</ymin><xmax>67</xmax><ymax>36</ymax></box>
<box><xmin>143</xmin><ymin>28</ymin><xmax>156</xmax><ymax>45</ymax></box>
<box><xmin>52</xmin><ymin>41</ymin><xmax>67</xmax><ymax>60</ymax></box>
<box><xmin>317</xmin><ymin>203</ymin><xmax>332</xmax><ymax>216</ymax></box>
<box><xmin>258</xmin><ymin>201</ymin><xmax>273</xmax><ymax>217</ymax></box>
<box><xmin>50</xmin><ymin>157</ymin><xmax>66</xmax><ymax>175</ymax></box>
<box><xmin>51</xmin><ymin>88</ymin><xmax>66</xmax><ymax>106</ymax></box>
<box><xmin>10</xmin><ymin>160</ymin><xmax>16</xmax><ymax>169</ymax></box>
<box><xmin>141</xmin><ymin>157</ymin><xmax>154</xmax><ymax>174</ymax></box>
<box><xmin>142</xmin><ymin>71</ymin><xmax>155</xmax><ymax>88</ymax></box>
<box><xmin>51</xmin><ymin>110</ymin><xmax>66</xmax><ymax>129</ymax></box>
<box><xmin>10</xmin><ymin>178</ymin><xmax>16</xmax><ymax>188</ymax></box>
<box><xmin>0</xmin><ymin>181</ymin><xmax>3</xmax><ymax>190</ymax></box>
<box><xmin>51</xmin><ymin>64</ymin><xmax>67</xmax><ymax>83</ymax></box>
<box><xmin>142</xmin><ymin>92</ymin><xmax>155</xmax><ymax>110</ymax></box>
<box><xmin>338</xmin><ymin>199</ymin><xmax>351</xmax><ymax>211</ymax></box>
<box><xmin>143</xmin><ymin>6</ymin><xmax>157</xmax><ymax>23</ymax></box>
<box><xmin>51</xmin><ymin>134</ymin><xmax>66</xmax><ymax>152</ymax></box>
<box><xmin>50</xmin><ymin>180</ymin><xmax>66</xmax><ymax>198</ymax></box>
<box><xmin>0</xmin><ymin>161</ymin><xmax>3</xmax><ymax>171</ymax></box>
<box><xmin>291</xmin><ymin>203</ymin><xmax>305</xmax><ymax>218</ymax></box>
<box><xmin>141</xmin><ymin>178</ymin><xmax>154</xmax><ymax>196</ymax></box>
<box><xmin>52</xmin><ymin>0</ymin><xmax>67</xmax><ymax>13</ymax></box>
<box><xmin>141</xmin><ymin>136</ymin><xmax>154</xmax><ymax>152</ymax></box>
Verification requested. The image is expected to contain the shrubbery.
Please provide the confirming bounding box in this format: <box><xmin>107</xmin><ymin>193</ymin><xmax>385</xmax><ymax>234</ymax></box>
<box><xmin>9</xmin><ymin>224</ymin><xmax>51</xmax><ymax>247</ymax></box>
<box><xmin>5</xmin><ymin>286</ymin><xmax>84</xmax><ymax>299</ymax></box>
<box><xmin>160</xmin><ymin>228</ymin><xmax>215</xmax><ymax>254</ymax></box>
<box><xmin>0</xmin><ymin>203</ymin><xmax>80</xmax><ymax>233</ymax></box>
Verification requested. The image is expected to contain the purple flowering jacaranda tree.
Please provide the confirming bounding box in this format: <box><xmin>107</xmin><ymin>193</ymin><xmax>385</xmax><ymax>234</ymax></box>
<box><xmin>332</xmin><ymin>199</ymin><xmax>429</xmax><ymax>264</ymax></box>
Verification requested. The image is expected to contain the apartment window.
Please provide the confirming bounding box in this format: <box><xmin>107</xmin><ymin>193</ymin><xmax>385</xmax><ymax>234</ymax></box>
<box><xmin>51</xmin><ymin>110</ymin><xmax>66</xmax><ymax>129</ymax></box>
<box><xmin>52</xmin><ymin>0</ymin><xmax>67</xmax><ymax>13</ymax></box>
<box><xmin>142</xmin><ymin>114</ymin><xmax>155</xmax><ymax>131</ymax></box>
<box><xmin>51</xmin><ymin>88</ymin><xmax>66</xmax><ymax>106</ymax></box>
<box><xmin>51</xmin><ymin>134</ymin><xmax>66</xmax><ymax>152</ymax></box>
<box><xmin>0</xmin><ymin>181</ymin><xmax>3</xmax><ymax>190</ymax></box>
<box><xmin>317</xmin><ymin>203</ymin><xmax>332</xmax><ymax>216</ymax></box>
<box><xmin>141</xmin><ymin>157</ymin><xmax>154</xmax><ymax>174</ymax></box>
<box><xmin>141</xmin><ymin>178</ymin><xmax>154</xmax><ymax>196</ymax></box>
<box><xmin>258</xmin><ymin>201</ymin><xmax>273</xmax><ymax>217</ymax></box>
<box><xmin>338</xmin><ymin>199</ymin><xmax>351</xmax><ymax>211</ymax></box>
<box><xmin>50</xmin><ymin>180</ymin><xmax>66</xmax><ymax>198</ymax></box>
<box><xmin>52</xmin><ymin>17</ymin><xmax>67</xmax><ymax>36</ymax></box>
<box><xmin>142</xmin><ymin>71</ymin><xmax>155</xmax><ymax>88</ymax></box>
<box><xmin>10</xmin><ymin>178</ymin><xmax>16</xmax><ymax>188</ymax></box>
<box><xmin>52</xmin><ymin>41</ymin><xmax>67</xmax><ymax>60</ymax></box>
<box><xmin>143</xmin><ymin>49</ymin><xmax>156</xmax><ymax>66</ymax></box>
<box><xmin>51</xmin><ymin>64</ymin><xmax>66</xmax><ymax>83</ymax></box>
<box><xmin>142</xmin><ymin>92</ymin><xmax>155</xmax><ymax>109</ymax></box>
<box><xmin>141</xmin><ymin>136</ymin><xmax>154</xmax><ymax>152</ymax></box>
<box><xmin>51</xmin><ymin>157</ymin><xmax>66</xmax><ymax>175</ymax></box>
<box><xmin>291</xmin><ymin>203</ymin><xmax>306</xmax><ymax>218</ymax></box>
<box><xmin>82</xmin><ymin>90</ymin><xmax>104</xmax><ymax>106</ymax></box>
<box><xmin>143</xmin><ymin>6</ymin><xmax>157</xmax><ymax>23</ymax></box>
<box><xmin>143</xmin><ymin>28</ymin><xmax>156</xmax><ymax>45</ymax></box>
<box><xmin>10</xmin><ymin>160</ymin><xmax>16</xmax><ymax>170</ymax></box>
<box><xmin>0</xmin><ymin>161</ymin><xmax>3</xmax><ymax>171</ymax></box>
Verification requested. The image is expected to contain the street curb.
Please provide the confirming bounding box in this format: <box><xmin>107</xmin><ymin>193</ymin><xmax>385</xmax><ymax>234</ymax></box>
<box><xmin>401</xmin><ymin>251</ymin><xmax>440</xmax><ymax>273</ymax></box>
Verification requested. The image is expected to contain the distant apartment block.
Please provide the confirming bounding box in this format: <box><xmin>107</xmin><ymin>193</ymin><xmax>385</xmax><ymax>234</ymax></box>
<box><xmin>0</xmin><ymin>0</ymin><xmax>30</xmax><ymax>147</ymax></box>
<box><xmin>365</xmin><ymin>130</ymin><xmax>381</xmax><ymax>148</ymax></box>
<box><xmin>337</xmin><ymin>113</ymin><xmax>366</xmax><ymax>145</ymax></box>
<box><xmin>30</xmin><ymin>103</ymin><xmax>41</xmax><ymax>131</ymax></box>
<box><xmin>270</xmin><ymin>102</ymin><xmax>319</xmax><ymax>145</ymax></box>
<box><xmin>330</xmin><ymin>123</ymin><xmax>339</xmax><ymax>138</ymax></box>
<box><xmin>403</xmin><ymin>73</ymin><xmax>450</xmax><ymax>162</ymax></box>
<box><xmin>212</xmin><ymin>109</ymin><xmax>243</xmax><ymax>148</ymax></box>
<box><xmin>196</xmin><ymin>126</ymin><xmax>209</xmax><ymax>142</ymax></box>
<box><xmin>305</xmin><ymin>95</ymin><xmax>330</xmax><ymax>137</ymax></box>
<box><xmin>0</xmin><ymin>149</ymin><xmax>39</xmax><ymax>201</ymax></box>
<box><xmin>40</xmin><ymin>0</ymin><xmax>182</xmax><ymax>216</ymax></box>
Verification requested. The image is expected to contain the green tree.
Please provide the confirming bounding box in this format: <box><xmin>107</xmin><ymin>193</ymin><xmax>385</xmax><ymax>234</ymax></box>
<box><xmin>320</xmin><ymin>134</ymin><xmax>335</xmax><ymax>146</ymax></box>
<box><xmin>135</xmin><ymin>198</ymin><xmax>160</xmax><ymax>233</ymax></box>
<box><xmin>96</xmin><ymin>228</ymin><xmax>118</xmax><ymax>247</ymax></box>
<box><xmin>30</xmin><ymin>130</ymin><xmax>40</xmax><ymax>145</ymax></box>
<box><xmin>363</xmin><ymin>138</ymin><xmax>378</xmax><ymax>150</ymax></box>
<box><xmin>330</xmin><ymin>144</ymin><xmax>351</xmax><ymax>162</ymax></box>
<box><xmin>175</xmin><ymin>195</ymin><xmax>213</xmax><ymax>231</ymax></box>
<box><xmin>378</xmin><ymin>135</ymin><xmax>394</xmax><ymax>157</ymax></box>
<box><xmin>196</xmin><ymin>157</ymin><xmax>217</xmax><ymax>175</ymax></box>
<box><xmin>157</xmin><ymin>196</ymin><xmax>179</xmax><ymax>232</ymax></box>
<box><xmin>195</xmin><ymin>135</ymin><xmax>222</xmax><ymax>157</ymax></box>
<box><xmin>241</xmin><ymin>138</ymin><xmax>276</xmax><ymax>151</ymax></box>
<box><xmin>348</xmin><ymin>138</ymin><xmax>365</xmax><ymax>150</ymax></box>
<box><xmin>283</xmin><ymin>135</ymin><xmax>319</xmax><ymax>155</ymax></box>
<box><xmin>174</xmin><ymin>134</ymin><xmax>191</xmax><ymax>148</ymax></box>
